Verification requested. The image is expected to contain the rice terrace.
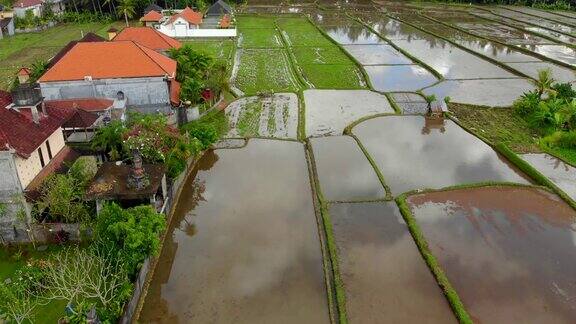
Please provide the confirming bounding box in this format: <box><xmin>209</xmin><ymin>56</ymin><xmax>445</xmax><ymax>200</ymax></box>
<box><xmin>0</xmin><ymin>0</ymin><xmax>576</xmax><ymax>323</ymax></box>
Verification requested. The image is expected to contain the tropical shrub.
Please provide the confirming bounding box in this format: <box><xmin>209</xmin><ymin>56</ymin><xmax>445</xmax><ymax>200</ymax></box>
<box><xmin>185</xmin><ymin>123</ymin><xmax>219</xmax><ymax>149</ymax></box>
<box><xmin>68</xmin><ymin>156</ymin><xmax>98</xmax><ymax>189</ymax></box>
<box><xmin>95</xmin><ymin>203</ymin><xmax>166</xmax><ymax>276</ymax></box>
<box><xmin>91</xmin><ymin>120</ymin><xmax>126</xmax><ymax>160</ymax></box>
<box><xmin>513</xmin><ymin>69</ymin><xmax>576</xmax><ymax>153</ymax></box>
<box><xmin>35</xmin><ymin>174</ymin><xmax>90</xmax><ymax>223</ymax></box>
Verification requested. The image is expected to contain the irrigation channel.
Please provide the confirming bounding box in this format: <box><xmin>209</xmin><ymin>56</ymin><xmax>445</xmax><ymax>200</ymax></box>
<box><xmin>138</xmin><ymin>1</ymin><xmax>576</xmax><ymax>323</ymax></box>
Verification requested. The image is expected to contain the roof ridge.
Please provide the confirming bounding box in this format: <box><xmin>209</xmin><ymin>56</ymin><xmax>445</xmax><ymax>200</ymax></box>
<box><xmin>132</xmin><ymin>41</ymin><xmax>172</xmax><ymax>77</ymax></box>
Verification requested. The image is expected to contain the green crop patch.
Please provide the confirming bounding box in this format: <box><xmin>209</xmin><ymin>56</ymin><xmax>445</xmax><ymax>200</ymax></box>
<box><xmin>279</xmin><ymin>21</ymin><xmax>335</xmax><ymax>47</ymax></box>
<box><xmin>292</xmin><ymin>47</ymin><xmax>353</xmax><ymax>65</ymax></box>
<box><xmin>239</xmin><ymin>28</ymin><xmax>283</xmax><ymax>48</ymax></box>
<box><xmin>237</xmin><ymin>15</ymin><xmax>278</xmax><ymax>29</ymax></box>
<box><xmin>300</xmin><ymin>64</ymin><xmax>366</xmax><ymax>89</ymax></box>
<box><xmin>181</xmin><ymin>40</ymin><xmax>235</xmax><ymax>59</ymax></box>
<box><xmin>235</xmin><ymin>49</ymin><xmax>300</xmax><ymax>95</ymax></box>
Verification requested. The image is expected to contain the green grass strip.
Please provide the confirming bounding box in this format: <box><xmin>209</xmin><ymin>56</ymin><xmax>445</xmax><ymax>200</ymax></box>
<box><xmin>305</xmin><ymin>15</ymin><xmax>373</xmax><ymax>90</ymax></box>
<box><xmin>305</xmin><ymin>141</ymin><xmax>348</xmax><ymax>324</ymax></box>
<box><xmin>395</xmin><ymin>194</ymin><xmax>473</xmax><ymax>324</ymax></box>
<box><xmin>350</xmin><ymin>15</ymin><xmax>444</xmax><ymax>81</ymax></box>
<box><xmin>297</xmin><ymin>89</ymin><xmax>306</xmax><ymax>141</ymax></box>
<box><xmin>347</xmin><ymin>132</ymin><xmax>393</xmax><ymax>200</ymax></box>
<box><xmin>274</xmin><ymin>20</ymin><xmax>312</xmax><ymax>89</ymax></box>
<box><xmin>384</xmin><ymin>93</ymin><xmax>403</xmax><ymax>114</ymax></box>
<box><xmin>494</xmin><ymin>143</ymin><xmax>576</xmax><ymax>210</ymax></box>
<box><xmin>421</xmin><ymin>13</ymin><xmax>576</xmax><ymax>69</ymax></box>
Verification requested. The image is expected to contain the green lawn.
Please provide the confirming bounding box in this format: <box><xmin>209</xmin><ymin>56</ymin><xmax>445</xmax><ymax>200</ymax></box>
<box><xmin>239</xmin><ymin>28</ymin><xmax>283</xmax><ymax>48</ymax></box>
<box><xmin>0</xmin><ymin>21</ymin><xmax>127</xmax><ymax>90</ymax></box>
<box><xmin>181</xmin><ymin>39</ymin><xmax>235</xmax><ymax>60</ymax></box>
<box><xmin>235</xmin><ymin>48</ymin><xmax>300</xmax><ymax>94</ymax></box>
<box><xmin>449</xmin><ymin>103</ymin><xmax>541</xmax><ymax>153</ymax></box>
<box><xmin>236</xmin><ymin>15</ymin><xmax>278</xmax><ymax>29</ymax></box>
<box><xmin>0</xmin><ymin>244</ymin><xmax>74</xmax><ymax>323</ymax></box>
<box><xmin>299</xmin><ymin>64</ymin><xmax>366</xmax><ymax>89</ymax></box>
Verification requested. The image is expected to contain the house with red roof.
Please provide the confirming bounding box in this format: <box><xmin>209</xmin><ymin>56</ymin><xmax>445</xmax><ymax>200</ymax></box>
<box><xmin>140</xmin><ymin>10</ymin><xmax>163</xmax><ymax>27</ymax></box>
<box><xmin>112</xmin><ymin>26</ymin><xmax>181</xmax><ymax>52</ymax></box>
<box><xmin>154</xmin><ymin>4</ymin><xmax>237</xmax><ymax>38</ymax></box>
<box><xmin>0</xmin><ymin>89</ymin><xmax>98</xmax><ymax>199</ymax></box>
<box><xmin>38</xmin><ymin>41</ymin><xmax>180</xmax><ymax>113</ymax></box>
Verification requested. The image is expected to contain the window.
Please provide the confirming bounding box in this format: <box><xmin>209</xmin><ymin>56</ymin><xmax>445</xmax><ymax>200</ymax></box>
<box><xmin>38</xmin><ymin>147</ymin><xmax>45</xmax><ymax>168</ymax></box>
<box><xmin>116</xmin><ymin>91</ymin><xmax>125</xmax><ymax>100</ymax></box>
<box><xmin>46</xmin><ymin>140</ymin><xmax>52</xmax><ymax>160</ymax></box>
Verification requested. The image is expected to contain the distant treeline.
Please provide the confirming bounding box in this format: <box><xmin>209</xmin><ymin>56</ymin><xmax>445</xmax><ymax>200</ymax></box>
<box><xmin>424</xmin><ymin>0</ymin><xmax>575</xmax><ymax>11</ymax></box>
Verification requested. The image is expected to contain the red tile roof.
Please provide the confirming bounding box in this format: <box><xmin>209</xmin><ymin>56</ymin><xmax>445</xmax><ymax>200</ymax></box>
<box><xmin>220</xmin><ymin>14</ymin><xmax>231</xmax><ymax>28</ymax></box>
<box><xmin>15</xmin><ymin>0</ymin><xmax>42</xmax><ymax>8</ymax></box>
<box><xmin>140</xmin><ymin>10</ymin><xmax>163</xmax><ymax>22</ymax></box>
<box><xmin>62</xmin><ymin>109</ymin><xmax>99</xmax><ymax>128</ymax></box>
<box><xmin>168</xmin><ymin>7</ymin><xmax>202</xmax><ymax>26</ymax></box>
<box><xmin>38</xmin><ymin>41</ymin><xmax>177</xmax><ymax>82</ymax></box>
<box><xmin>45</xmin><ymin>98</ymin><xmax>114</xmax><ymax>112</ymax></box>
<box><xmin>113</xmin><ymin>27</ymin><xmax>181</xmax><ymax>51</ymax></box>
<box><xmin>0</xmin><ymin>99</ymin><xmax>76</xmax><ymax>158</ymax></box>
<box><xmin>170</xmin><ymin>80</ymin><xmax>181</xmax><ymax>106</ymax></box>
<box><xmin>48</xmin><ymin>32</ymin><xmax>106</xmax><ymax>68</ymax></box>
<box><xmin>18</xmin><ymin>67</ymin><xmax>31</xmax><ymax>76</ymax></box>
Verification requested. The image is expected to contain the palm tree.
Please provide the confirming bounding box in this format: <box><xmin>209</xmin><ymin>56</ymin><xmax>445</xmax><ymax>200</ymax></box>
<box><xmin>116</xmin><ymin>0</ymin><xmax>135</xmax><ymax>27</ymax></box>
<box><xmin>530</xmin><ymin>68</ymin><xmax>556</xmax><ymax>100</ymax></box>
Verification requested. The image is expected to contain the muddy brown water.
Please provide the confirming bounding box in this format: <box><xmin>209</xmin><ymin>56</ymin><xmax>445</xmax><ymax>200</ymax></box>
<box><xmin>139</xmin><ymin>140</ymin><xmax>329</xmax><ymax>323</ymax></box>
<box><xmin>353</xmin><ymin>116</ymin><xmax>530</xmax><ymax>195</ymax></box>
<box><xmin>408</xmin><ymin>186</ymin><xmax>576</xmax><ymax>323</ymax></box>
<box><xmin>329</xmin><ymin>202</ymin><xmax>457</xmax><ymax>323</ymax></box>
<box><xmin>310</xmin><ymin>136</ymin><xmax>385</xmax><ymax>201</ymax></box>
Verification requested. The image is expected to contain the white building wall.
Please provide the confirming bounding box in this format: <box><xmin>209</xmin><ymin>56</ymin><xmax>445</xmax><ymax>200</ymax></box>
<box><xmin>14</xmin><ymin>128</ymin><xmax>65</xmax><ymax>189</ymax></box>
<box><xmin>14</xmin><ymin>5</ymin><xmax>41</xmax><ymax>17</ymax></box>
<box><xmin>158</xmin><ymin>22</ymin><xmax>236</xmax><ymax>38</ymax></box>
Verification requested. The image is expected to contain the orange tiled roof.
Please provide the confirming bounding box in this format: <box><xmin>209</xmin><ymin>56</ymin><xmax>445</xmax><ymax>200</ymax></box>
<box><xmin>167</xmin><ymin>7</ymin><xmax>202</xmax><ymax>26</ymax></box>
<box><xmin>45</xmin><ymin>98</ymin><xmax>114</xmax><ymax>112</ymax></box>
<box><xmin>140</xmin><ymin>10</ymin><xmax>163</xmax><ymax>22</ymax></box>
<box><xmin>38</xmin><ymin>41</ymin><xmax>177</xmax><ymax>82</ymax></box>
<box><xmin>220</xmin><ymin>14</ymin><xmax>231</xmax><ymax>28</ymax></box>
<box><xmin>170</xmin><ymin>80</ymin><xmax>181</xmax><ymax>106</ymax></box>
<box><xmin>113</xmin><ymin>27</ymin><xmax>181</xmax><ymax>51</ymax></box>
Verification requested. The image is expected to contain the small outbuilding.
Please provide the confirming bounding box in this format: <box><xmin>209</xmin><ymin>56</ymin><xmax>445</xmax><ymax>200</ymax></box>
<box><xmin>206</xmin><ymin>0</ymin><xmax>233</xmax><ymax>17</ymax></box>
<box><xmin>85</xmin><ymin>160</ymin><xmax>167</xmax><ymax>214</ymax></box>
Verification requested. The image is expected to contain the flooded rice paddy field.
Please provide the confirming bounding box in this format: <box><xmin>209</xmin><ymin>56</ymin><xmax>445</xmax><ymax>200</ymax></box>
<box><xmin>352</xmin><ymin>116</ymin><xmax>530</xmax><ymax>195</ymax></box>
<box><xmin>225</xmin><ymin>93</ymin><xmax>298</xmax><ymax>139</ymax></box>
<box><xmin>329</xmin><ymin>202</ymin><xmax>456</xmax><ymax>323</ymax></box>
<box><xmin>407</xmin><ymin>186</ymin><xmax>576</xmax><ymax>323</ymax></box>
<box><xmin>310</xmin><ymin>136</ymin><xmax>385</xmax><ymax>201</ymax></box>
<box><xmin>304</xmin><ymin>89</ymin><xmax>394</xmax><ymax>137</ymax></box>
<box><xmin>142</xmin><ymin>2</ymin><xmax>576</xmax><ymax>322</ymax></box>
<box><xmin>522</xmin><ymin>153</ymin><xmax>576</xmax><ymax>200</ymax></box>
<box><xmin>140</xmin><ymin>140</ymin><xmax>330</xmax><ymax>323</ymax></box>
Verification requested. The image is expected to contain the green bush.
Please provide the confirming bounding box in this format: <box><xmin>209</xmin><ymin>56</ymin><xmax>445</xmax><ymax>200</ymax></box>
<box><xmin>185</xmin><ymin>123</ymin><xmax>218</xmax><ymax>149</ymax></box>
<box><xmin>36</xmin><ymin>174</ymin><xmax>90</xmax><ymax>223</ymax></box>
<box><xmin>95</xmin><ymin>203</ymin><xmax>166</xmax><ymax>276</ymax></box>
<box><xmin>68</xmin><ymin>156</ymin><xmax>98</xmax><ymax>189</ymax></box>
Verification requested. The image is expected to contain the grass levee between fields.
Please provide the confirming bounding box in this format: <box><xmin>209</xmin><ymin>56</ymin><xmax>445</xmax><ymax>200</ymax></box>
<box><xmin>395</xmin><ymin>192</ymin><xmax>473</xmax><ymax>324</ymax></box>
